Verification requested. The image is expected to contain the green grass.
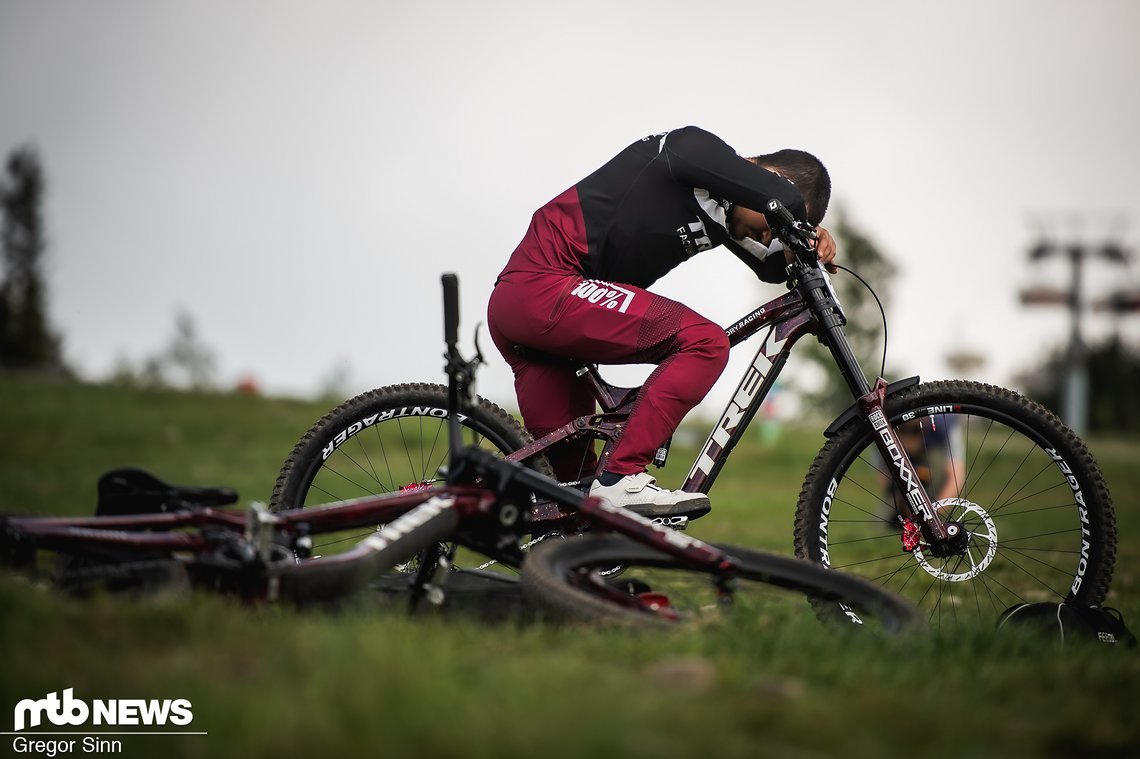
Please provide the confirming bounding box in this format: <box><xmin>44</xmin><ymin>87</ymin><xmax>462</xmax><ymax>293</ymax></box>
<box><xmin>2</xmin><ymin>375</ymin><xmax>1139</xmax><ymax>758</ymax></box>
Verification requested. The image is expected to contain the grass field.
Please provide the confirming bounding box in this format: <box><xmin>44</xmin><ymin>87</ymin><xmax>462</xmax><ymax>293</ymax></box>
<box><xmin>2</xmin><ymin>375</ymin><xmax>1138</xmax><ymax>758</ymax></box>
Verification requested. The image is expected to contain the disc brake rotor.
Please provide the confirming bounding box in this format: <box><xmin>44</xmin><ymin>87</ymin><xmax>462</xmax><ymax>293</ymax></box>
<box><xmin>912</xmin><ymin>498</ymin><xmax>997</xmax><ymax>582</ymax></box>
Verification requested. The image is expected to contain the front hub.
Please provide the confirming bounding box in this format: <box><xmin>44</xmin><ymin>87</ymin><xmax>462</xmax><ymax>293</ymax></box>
<box><xmin>912</xmin><ymin>498</ymin><xmax>998</xmax><ymax>582</ymax></box>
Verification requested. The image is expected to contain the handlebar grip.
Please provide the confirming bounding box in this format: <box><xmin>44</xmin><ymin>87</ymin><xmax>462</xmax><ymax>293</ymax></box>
<box><xmin>441</xmin><ymin>273</ymin><xmax>459</xmax><ymax>348</ymax></box>
<box><xmin>765</xmin><ymin>198</ymin><xmax>798</xmax><ymax>228</ymax></box>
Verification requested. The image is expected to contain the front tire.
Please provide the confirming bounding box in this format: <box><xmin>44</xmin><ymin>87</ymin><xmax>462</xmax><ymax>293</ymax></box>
<box><xmin>270</xmin><ymin>383</ymin><xmax>552</xmax><ymax>609</ymax></box>
<box><xmin>271</xmin><ymin>383</ymin><xmax>550</xmax><ymax>514</ymax></box>
<box><xmin>793</xmin><ymin>380</ymin><xmax>1116</xmax><ymax>629</ymax></box>
<box><xmin>522</xmin><ymin>534</ymin><xmax>923</xmax><ymax>633</ymax></box>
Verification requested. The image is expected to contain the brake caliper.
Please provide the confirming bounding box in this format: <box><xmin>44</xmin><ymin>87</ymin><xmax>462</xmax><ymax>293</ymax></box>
<box><xmin>900</xmin><ymin>519</ymin><xmax>922</xmax><ymax>553</ymax></box>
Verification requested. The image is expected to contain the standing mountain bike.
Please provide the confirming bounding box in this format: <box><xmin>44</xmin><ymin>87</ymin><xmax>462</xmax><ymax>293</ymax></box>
<box><xmin>271</xmin><ymin>203</ymin><xmax>1116</xmax><ymax>629</ymax></box>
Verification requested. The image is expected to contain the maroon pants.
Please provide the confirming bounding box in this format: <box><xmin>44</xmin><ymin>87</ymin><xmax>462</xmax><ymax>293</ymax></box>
<box><xmin>487</xmin><ymin>270</ymin><xmax>729</xmax><ymax>481</ymax></box>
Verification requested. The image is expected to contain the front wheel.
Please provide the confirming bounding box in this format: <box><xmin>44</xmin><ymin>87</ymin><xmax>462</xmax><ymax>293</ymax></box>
<box><xmin>793</xmin><ymin>380</ymin><xmax>1116</xmax><ymax>629</ymax></box>
<box><xmin>271</xmin><ymin>382</ymin><xmax>550</xmax><ymax>514</ymax></box>
<box><xmin>270</xmin><ymin>383</ymin><xmax>552</xmax><ymax>607</ymax></box>
<box><xmin>522</xmin><ymin>534</ymin><xmax>923</xmax><ymax>634</ymax></box>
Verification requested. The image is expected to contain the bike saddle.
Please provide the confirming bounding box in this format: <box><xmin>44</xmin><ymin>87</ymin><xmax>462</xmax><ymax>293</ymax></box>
<box><xmin>96</xmin><ymin>467</ymin><xmax>239</xmax><ymax>516</ymax></box>
<box><xmin>511</xmin><ymin>344</ymin><xmax>588</xmax><ymax>368</ymax></box>
<box><xmin>511</xmin><ymin>345</ymin><xmax>639</xmax><ymax>410</ymax></box>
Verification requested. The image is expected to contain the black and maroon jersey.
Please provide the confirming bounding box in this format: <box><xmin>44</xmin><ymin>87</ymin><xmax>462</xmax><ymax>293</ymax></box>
<box><xmin>500</xmin><ymin>126</ymin><xmax>807</xmax><ymax>288</ymax></box>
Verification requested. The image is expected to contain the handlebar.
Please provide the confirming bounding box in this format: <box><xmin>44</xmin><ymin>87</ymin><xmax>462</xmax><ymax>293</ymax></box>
<box><xmin>442</xmin><ymin>273</ymin><xmax>460</xmax><ymax>351</ymax></box>
<box><xmin>765</xmin><ymin>199</ymin><xmax>817</xmax><ymax>257</ymax></box>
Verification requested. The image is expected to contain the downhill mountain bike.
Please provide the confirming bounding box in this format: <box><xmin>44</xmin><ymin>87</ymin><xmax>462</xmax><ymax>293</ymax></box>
<box><xmin>0</xmin><ymin>274</ymin><xmax>922</xmax><ymax>633</ymax></box>
<box><xmin>271</xmin><ymin>200</ymin><xmax>1117</xmax><ymax>628</ymax></box>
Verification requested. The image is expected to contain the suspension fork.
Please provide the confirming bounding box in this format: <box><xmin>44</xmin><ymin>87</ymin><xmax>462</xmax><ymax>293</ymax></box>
<box><xmin>800</xmin><ymin>261</ymin><xmax>956</xmax><ymax>549</ymax></box>
<box><xmin>857</xmin><ymin>379</ymin><xmax>952</xmax><ymax>546</ymax></box>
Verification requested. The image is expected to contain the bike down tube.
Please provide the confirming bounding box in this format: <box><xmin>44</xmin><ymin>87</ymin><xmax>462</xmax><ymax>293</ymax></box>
<box><xmin>683</xmin><ymin>297</ymin><xmax>816</xmax><ymax>494</ymax></box>
<box><xmin>272</xmin><ymin>492</ymin><xmax>490</xmax><ymax>604</ymax></box>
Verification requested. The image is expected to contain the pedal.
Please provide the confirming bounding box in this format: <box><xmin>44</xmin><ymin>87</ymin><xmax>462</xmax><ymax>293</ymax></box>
<box><xmin>650</xmin><ymin>515</ymin><xmax>689</xmax><ymax>531</ymax></box>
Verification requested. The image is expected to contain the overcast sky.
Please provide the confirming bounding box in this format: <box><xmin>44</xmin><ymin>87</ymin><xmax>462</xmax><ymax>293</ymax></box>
<box><xmin>2</xmin><ymin>0</ymin><xmax>1138</xmax><ymax>416</ymax></box>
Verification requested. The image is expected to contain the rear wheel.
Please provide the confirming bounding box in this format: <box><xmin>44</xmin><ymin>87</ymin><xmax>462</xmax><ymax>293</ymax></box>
<box><xmin>522</xmin><ymin>534</ymin><xmax>923</xmax><ymax>633</ymax></box>
<box><xmin>793</xmin><ymin>380</ymin><xmax>1116</xmax><ymax>629</ymax></box>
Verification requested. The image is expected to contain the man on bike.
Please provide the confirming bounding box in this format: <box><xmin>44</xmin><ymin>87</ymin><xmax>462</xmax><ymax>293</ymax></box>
<box><xmin>487</xmin><ymin>126</ymin><xmax>836</xmax><ymax>517</ymax></box>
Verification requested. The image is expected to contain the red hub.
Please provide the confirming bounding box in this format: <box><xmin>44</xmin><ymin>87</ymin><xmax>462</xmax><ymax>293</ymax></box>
<box><xmin>399</xmin><ymin>481</ymin><xmax>433</xmax><ymax>493</ymax></box>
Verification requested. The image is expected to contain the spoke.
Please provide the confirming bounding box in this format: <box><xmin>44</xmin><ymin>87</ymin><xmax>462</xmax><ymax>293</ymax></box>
<box><xmin>344</xmin><ymin>436</ymin><xmax>393</xmax><ymax>492</ymax></box>
<box><xmin>989</xmin><ymin>491</ymin><xmax>1071</xmax><ymax>517</ymax></box>
<box><xmin>987</xmin><ymin>438</ymin><xmax>1038</xmax><ymax>511</ymax></box>
<box><xmin>964</xmin><ymin>424</ymin><xmax>1019</xmax><ymax>501</ymax></box>
<box><xmin>989</xmin><ymin>457</ymin><xmax>1058</xmax><ymax>514</ymax></box>
<box><xmin>306</xmin><ymin>462</ymin><xmax>386</xmax><ymax>503</ymax></box>
<box><xmin>396</xmin><ymin>417</ymin><xmax>416</xmax><ymax>481</ymax></box>
<box><xmin>961</xmin><ymin>415</ymin><xmax>993</xmax><ymax>499</ymax></box>
<box><xmin>375</xmin><ymin>422</ymin><xmax>397</xmax><ymax>494</ymax></box>
<box><xmin>994</xmin><ymin>543</ymin><xmax>1082</xmax><ymax>579</ymax></box>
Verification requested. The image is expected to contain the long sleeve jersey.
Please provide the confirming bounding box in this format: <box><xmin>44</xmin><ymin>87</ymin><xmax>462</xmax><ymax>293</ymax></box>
<box><xmin>500</xmin><ymin>126</ymin><xmax>807</xmax><ymax>288</ymax></box>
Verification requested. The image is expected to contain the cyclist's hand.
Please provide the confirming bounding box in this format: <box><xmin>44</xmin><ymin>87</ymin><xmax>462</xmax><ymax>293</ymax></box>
<box><xmin>814</xmin><ymin>226</ymin><xmax>838</xmax><ymax>273</ymax></box>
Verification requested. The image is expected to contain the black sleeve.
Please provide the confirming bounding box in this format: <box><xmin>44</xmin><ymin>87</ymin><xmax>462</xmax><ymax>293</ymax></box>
<box><xmin>725</xmin><ymin>239</ymin><xmax>788</xmax><ymax>284</ymax></box>
<box><xmin>660</xmin><ymin>126</ymin><xmax>808</xmax><ymax>221</ymax></box>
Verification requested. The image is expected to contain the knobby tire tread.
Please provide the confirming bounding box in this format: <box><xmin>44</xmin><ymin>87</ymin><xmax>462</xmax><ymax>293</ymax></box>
<box><xmin>269</xmin><ymin>382</ymin><xmax>552</xmax><ymax>512</ymax></box>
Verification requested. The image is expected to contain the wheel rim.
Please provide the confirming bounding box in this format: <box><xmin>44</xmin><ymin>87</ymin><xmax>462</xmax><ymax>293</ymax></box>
<box><xmin>813</xmin><ymin>405</ymin><xmax>1102</xmax><ymax>627</ymax></box>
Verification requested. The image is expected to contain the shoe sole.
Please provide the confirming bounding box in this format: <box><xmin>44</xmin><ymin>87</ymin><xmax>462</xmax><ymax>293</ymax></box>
<box><xmin>627</xmin><ymin>497</ymin><xmax>712</xmax><ymax>520</ymax></box>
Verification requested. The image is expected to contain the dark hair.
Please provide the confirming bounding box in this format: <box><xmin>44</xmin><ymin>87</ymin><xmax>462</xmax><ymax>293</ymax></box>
<box><xmin>750</xmin><ymin>149</ymin><xmax>831</xmax><ymax>225</ymax></box>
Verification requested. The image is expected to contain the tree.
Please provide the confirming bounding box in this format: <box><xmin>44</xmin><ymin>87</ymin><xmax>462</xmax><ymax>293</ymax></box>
<box><xmin>1017</xmin><ymin>336</ymin><xmax>1140</xmax><ymax>433</ymax></box>
<box><xmin>164</xmin><ymin>310</ymin><xmax>217</xmax><ymax>390</ymax></box>
<box><xmin>0</xmin><ymin>146</ymin><xmax>64</xmax><ymax>372</ymax></box>
<box><xmin>107</xmin><ymin>310</ymin><xmax>218</xmax><ymax>391</ymax></box>
<box><xmin>798</xmin><ymin>209</ymin><xmax>895</xmax><ymax>417</ymax></box>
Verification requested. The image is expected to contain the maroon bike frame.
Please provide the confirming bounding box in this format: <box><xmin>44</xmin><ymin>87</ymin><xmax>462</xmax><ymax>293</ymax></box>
<box><xmin>508</xmin><ymin>286</ymin><xmax>818</xmax><ymax>521</ymax></box>
<box><xmin>502</xmin><ymin>266</ymin><xmax>948</xmax><ymax>544</ymax></box>
<box><xmin>2</xmin><ymin>487</ymin><xmax>490</xmax><ymax>555</ymax></box>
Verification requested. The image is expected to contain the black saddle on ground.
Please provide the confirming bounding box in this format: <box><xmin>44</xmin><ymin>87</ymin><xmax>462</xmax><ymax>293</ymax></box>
<box><xmin>96</xmin><ymin>467</ymin><xmax>239</xmax><ymax>517</ymax></box>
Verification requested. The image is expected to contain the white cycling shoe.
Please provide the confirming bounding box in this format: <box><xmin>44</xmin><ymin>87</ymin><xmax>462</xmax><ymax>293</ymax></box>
<box><xmin>588</xmin><ymin>472</ymin><xmax>711</xmax><ymax>519</ymax></box>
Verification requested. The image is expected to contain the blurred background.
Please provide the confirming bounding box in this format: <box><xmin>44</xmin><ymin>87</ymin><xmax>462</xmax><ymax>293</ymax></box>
<box><xmin>2</xmin><ymin>0</ymin><xmax>1138</xmax><ymax>434</ymax></box>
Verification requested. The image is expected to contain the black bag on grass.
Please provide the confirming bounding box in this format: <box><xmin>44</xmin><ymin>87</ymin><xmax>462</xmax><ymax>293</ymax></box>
<box><xmin>997</xmin><ymin>602</ymin><xmax>1136</xmax><ymax>647</ymax></box>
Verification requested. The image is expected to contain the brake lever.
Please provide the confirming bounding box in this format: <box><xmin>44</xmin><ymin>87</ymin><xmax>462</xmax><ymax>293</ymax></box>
<box><xmin>472</xmin><ymin>323</ymin><xmax>486</xmax><ymax>367</ymax></box>
<box><xmin>765</xmin><ymin>198</ymin><xmax>817</xmax><ymax>244</ymax></box>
